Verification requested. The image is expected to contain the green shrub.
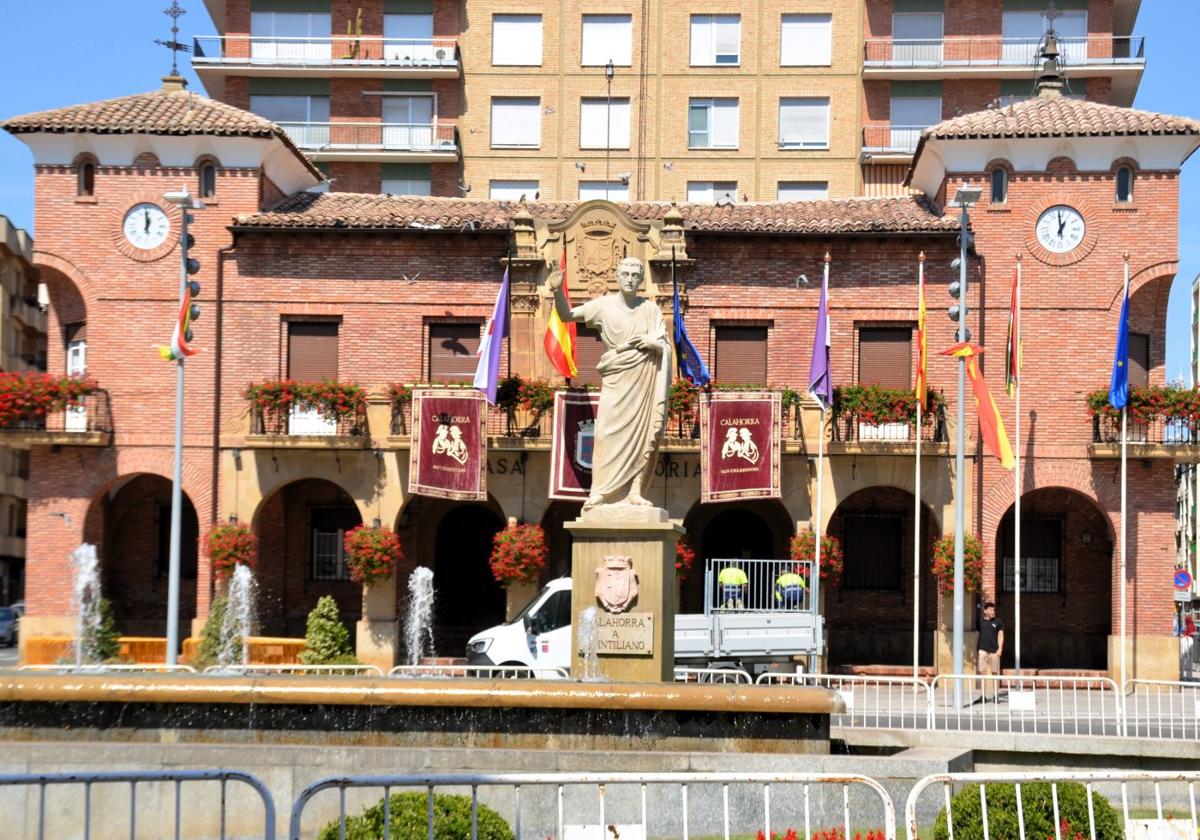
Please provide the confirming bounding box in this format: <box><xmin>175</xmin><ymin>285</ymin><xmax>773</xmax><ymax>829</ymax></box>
<box><xmin>80</xmin><ymin>596</ymin><xmax>121</xmax><ymax>663</ymax></box>
<box><xmin>934</xmin><ymin>782</ymin><xmax>1124</xmax><ymax>840</ymax></box>
<box><xmin>299</xmin><ymin>595</ymin><xmax>357</xmax><ymax>665</ymax></box>
<box><xmin>317</xmin><ymin>792</ymin><xmax>514</xmax><ymax>840</ymax></box>
<box><xmin>191</xmin><ymin>595</ymin><xmax>229</xmax><ymax>670</ymax></box>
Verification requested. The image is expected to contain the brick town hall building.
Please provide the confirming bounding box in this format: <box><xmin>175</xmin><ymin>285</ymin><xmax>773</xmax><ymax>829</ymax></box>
<box><xmin>3</xmin><ymin>48</ymin><xmax>1198</xmax><ymax>679</ymax></box>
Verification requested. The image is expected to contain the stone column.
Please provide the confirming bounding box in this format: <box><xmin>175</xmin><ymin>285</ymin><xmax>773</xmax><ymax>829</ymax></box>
<box><xmin>356</xmin><ymin>575</ymin><xmax>399</xmax><ymax>670</ymax></box>
<box><xmin>566</xmin><ymin>507</ymin><xmax>682</xmax><ymax>682</ymax></box>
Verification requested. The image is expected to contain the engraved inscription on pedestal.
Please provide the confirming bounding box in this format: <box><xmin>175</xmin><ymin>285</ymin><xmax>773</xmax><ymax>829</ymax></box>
<box><xmin>596</xmin><ymin>612</ymin><xmax>654</xmax><ymax>656</ymax></box>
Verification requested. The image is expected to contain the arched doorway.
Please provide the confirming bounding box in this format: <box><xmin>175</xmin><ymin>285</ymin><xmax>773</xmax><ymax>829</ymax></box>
<box><xmin>253</xmin><ymin>478</ymin><xmax>363</xmax><ymax>638</ymax></box>
<box><xmin>825</xmin><ymin>486</ymin><xmax>939</xmax><ymax>668</ymax></box>
<box><xmin>994</xmin><ymin>487</ymin><xmax>1113</xmax><ymax>669</ymax></box>
<box><xmin>83</xmin><ymin>474</ymin><xmax>199</xmax><ymax>636</ymax></box>
<box><xmin>432</xmin><ymin>503</ymin><xmax>506</xmax><ymax>654</ymax></box>
<box><xmin>680</xmin><ymin>500</ymin><xmax>792</xmax><ymax>613</ymax></box>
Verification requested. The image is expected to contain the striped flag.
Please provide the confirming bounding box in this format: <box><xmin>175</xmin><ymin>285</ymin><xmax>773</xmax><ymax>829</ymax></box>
<box><xmin>473</xmin><ymin>268</ymin><xmax>510</xmax><ymax>404</ymax></box>
<box><xmin>915</xmin><ymin>257</ymin><xmax>927</xmax><ymax>411</ymax></box>
<box><xmin>158</xmin><ymin>283</ymin><xmax>199</xmax><ymax>361</ymax></box>
<box><xmin>544</xmin><ymin>248</ymin><xmax>578</xmax><ymax>378</ymax></box>
<box><xmin>1005</xmin><ymin>267</ymin><xmax>1021</xmax><ymax>397</ymax></box>
<box><xmin>808</xmin><ymin>258</ymin><xmax>833</xmax><ymax>410</ymax></box>
<box><xmin>940</xmin><ymin>342</ymin><xmax>1015</xmax><ymax>469</ymax></box>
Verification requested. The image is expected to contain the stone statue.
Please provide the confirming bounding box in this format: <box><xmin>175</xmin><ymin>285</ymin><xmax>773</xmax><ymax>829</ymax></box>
<box><xmin>550</xmin><ymin>256</ymin><xmax>672</xmax><ymax>511</ymax></box>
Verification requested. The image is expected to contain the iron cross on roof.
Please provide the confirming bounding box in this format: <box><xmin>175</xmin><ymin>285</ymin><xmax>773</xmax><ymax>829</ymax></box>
<box><xmin>155</xmin><ymin>0</ymin><xmax>192</xmax><ymax>77</ymax></box>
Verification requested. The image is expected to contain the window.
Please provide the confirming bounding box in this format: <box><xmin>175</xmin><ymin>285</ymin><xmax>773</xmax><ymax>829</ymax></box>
<box><xmin>382</xmin><ymin>95</ymin><xmax>436</xmax><ymax>148</ymax></box>
<box><xmin>1002</xmin><ymin>10</ymin><xmax>1086</xmax><ymax>63</ymax></box>
<box><xmin>249</xmin><ymin>94</ymin><xmax>330</xmax><ymax>148</ymax></box>
<box><xmin>199</xmin><ymin>161</ymin><xmax>217</xmax><ymax>199</ymax></box>
<box><xmin>1001</xmin><ymin>517</ymin><xmax>1062</xmax><ymax>593</ymax></box>
<box><xmin>580</xmin><ymin>98</ymin><xmax>631</xmax><ymax>149</ymax></box>
<box><xmin>310</xmin><ymin>507</ymin><xmax>359</xmax><ymax>581</ymax></box>
<box><xmin>381</xmin><ymin>178</ymin><xmax>431</xmax><ymax>195</ymax></box>
<box><xmin>581</xmin><ymin>14</ymin><xmax>632</xmax><ymax>66</ymax></box>
<box><xmin>858</xmin><ymin>327</ymin><xmax>912</xmax><ymax>389</ymax></box>
<box><xmin>384</xmin><ymin>13</ymin><xmax>435</xmax><ymax>62</ymax></box>
<box><xmin>991</xmin><ymin>168</ymin><xmax>1008</xmax><ymax>203</ymax></box>
<box><xmin>841</xmin><ymin>514</ymin><xmax>903</xmax><ymax>590</ymax></box>
<box><xmin>489</xmin><ymin>180</ymin><xmax>539</xmax><ymax>200</ymax></box>
<box><xmin>889</xmin><ymin>96</ymin><xmax>940</xmax><ymax>151</ymax></box>
<box><xmin>1129</xmin><ymin>332</ymin><xmax>1150</xmax><ymax>388</ymax></box>
<box><xmin>777</xmin><ymin>181</ymin><xmax>828</xmax><ymax>201</ymax></box>
<box><xmin>77</xmin><ymin>159</ymin><xmax>95</xmax><ymax>197</ymax></box>
<box><xmin>250</xmin><ymin>11</ymin><xmax>331</xmax><ymax>61</ymax></box>
<box><xmin>892</xmin><ymin>13</ymin><xmax>943</xmax><ymax>64</ymax></box>
<box><xmin>1116</xmin><ymin>166</ymin><xmax>1134</xmax><ymax>202</ymax></box>
<box><xmin>156</xmin><ymin>504</ymin><xmax>198</xmax><ymax>579</ymax></box>
<box><xmin>688</xmin><ymin>98</ymin><xmax>739</xmax><ymax>149</ymax></box>
<box><xmin>574</xmin><ymin>326</ymin><xmax>605</xmax><ymax>386</ymax></box>
<box><xmin>492</xmin><ymin>14</ymin><xmax>542</xmax><ymax>65</ymax></box>
<box><xmin>491</xmin><ymin>97</ymin><xmax>541</xmax><ymax>148</ymax></box>
<box><xmin>690</xmin><ymin>14</ymin><xmax>740</xmax><ymax>65</ymax></box>
<box><xmin>779</xmin><ymin>98</ymin><xmax>830</xmax><ymax>149</ymax></box>
<box><xmin>578</xmin><ymin>181</ymin><xmax>629</xmax><ymax>201</ymax></box>
<box><xmin>780</xmin><ymin>14</ymin><xmax>832</xmax><ymax>66</ymax></box>
<box><xmin>714</xmin><ymin>325</ymin><xmax>767</xmax><ymax>385</ymax></box>
<box><xmin>687</xmin><ymin>182</ymin><xmax>738</xmax><ymax>204</ymax></box>
<box><xmin>287</xmin><ymin>321</ymin><xmax>339</xmax><ymax>382</ymax></box>
<box><xmin>429</xmin><ymin>322</ymin><xmax>481</xmax><ymax>382</ymax></box>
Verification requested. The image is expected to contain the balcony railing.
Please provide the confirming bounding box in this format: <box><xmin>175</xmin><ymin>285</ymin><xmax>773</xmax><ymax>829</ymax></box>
<box><xmin>862</xmin><ymin>125</ymin><xmax>925</xmax><ymax>154</ymax></box>
<box><xmin>833</xmin><ymin>406</ymin><xmax>948</xmax><ymax>444</ymax></box>
<box><xmin>864</xmin><ymin>35</ymin><xmax>1145</xmax><ymax>69</ymax></box>
<box><xmin>1093</xmin><ymin>415</ymin><xmax>1198</xmax><ymax>447</ymax></box>
<box><xmin>193</xmin><ymin>35</ymin><xmax>459</xmax><ymax>69</ymax></box>
<box><xmin>277</xmin><ymin>121</ymin><xmax>458</xmax><ymax>154</ymax></box>
<box><xmin>390</xmin><ymin>398</ymin><xmax>553</xmax><ymax>440</ymax></box>
<box><xmin>0</xmin><ymin>390</ymin><xmax>113</xmax><ymax>437</ymax></box>
<box><xmin>251</xmin><ymin>403</ymin><xmax>367</xmax><ymax>439</ymax></box>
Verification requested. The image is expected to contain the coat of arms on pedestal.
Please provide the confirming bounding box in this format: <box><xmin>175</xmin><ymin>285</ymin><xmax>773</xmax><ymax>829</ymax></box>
<box><xmin>595</xmin><ymin>555</ymin><xmax>638</xmax><ymax>613</ymax></box>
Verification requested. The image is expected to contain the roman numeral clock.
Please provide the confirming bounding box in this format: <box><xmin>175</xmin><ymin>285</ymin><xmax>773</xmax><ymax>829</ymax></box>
<box><xmin>1025</xmin><ymin>200</ymin><xmax>1098</xmax><ymax>267</ymax></box>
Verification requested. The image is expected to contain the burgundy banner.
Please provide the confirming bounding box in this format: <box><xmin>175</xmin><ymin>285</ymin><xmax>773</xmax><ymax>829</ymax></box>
<box><xmin>549</xmin><ymin>389</ymin><xmax>600</xmax><ymax>501</ymax></box>
<box><xmin>700</xmin><ymin>391</ymin><xmax>781</xmax><ymax>503</ymax></box>
<box><xmin>408</xmin><ymin>389</ymin><xmax>488</xmax><ymax>501</ymax></box>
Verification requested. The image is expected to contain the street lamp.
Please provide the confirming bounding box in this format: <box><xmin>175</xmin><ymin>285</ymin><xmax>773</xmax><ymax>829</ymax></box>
<box><xmin>951</xmin><ymin>185</ymin><xmax>981</xmax><ymax>705</ymax></box>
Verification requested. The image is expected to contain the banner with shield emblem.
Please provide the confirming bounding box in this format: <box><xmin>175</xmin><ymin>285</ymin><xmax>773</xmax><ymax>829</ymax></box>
<box><xmin>408</xmin><ymin>388</ymin><xmax>488</xmax><ymax>501</ymax></box>
<box><xmin>700</xmin><ymin>391</ymin><xmax>781</xmax><ymax>503</ymax></box>
<box><xmin>549</xmin><ymin>389</ymin><xmax>600</xmax><ymax>500</ymax></box>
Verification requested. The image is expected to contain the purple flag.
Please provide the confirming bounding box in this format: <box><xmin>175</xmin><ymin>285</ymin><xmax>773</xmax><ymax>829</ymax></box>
<box><xmin>808</xmin><ymin>269</ymin><xmax>832</xmax><ymax>410</ymax></box>
<box><xmin>473</xmin><ymin>268</ymin><xmax>510</xmax><ymax>404</ymax></box>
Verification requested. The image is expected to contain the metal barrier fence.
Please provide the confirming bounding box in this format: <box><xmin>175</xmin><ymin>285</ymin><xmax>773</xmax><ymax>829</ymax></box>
<box><xmin>202</xmin><ymin>663</ymin><xmax>384</xmax><ymax>677</ymax></box>
<box><xmin>904</xmin><ymin>771</ymin><xmax>1200</xmax><ymax>840</ymax></box>
<box><xmin>17</xmin><ymin>663</ymin><xmax>197</xmax><ymax>673</ymax></box>
<box><xmin>704</xmin><ymin>557</ymin><xmax>815</xmax><ymax>614</ymax></box>
<box><xmin>288</xmin><ymin>772</ymin><xmax>898</xmax><ymax>840</ymax></box>
<box><xmin>674</xmin><ymin>666</ymin><xmax>754</xmax><ymax>684</ymax></box>
<box><xmin>387</xmin><ymin>664</ymin><xmax>570</xmax><ymax>679</ymax></box>
<box><xmin>929</xmin><ymin>674</ymin><xmax>1123</xmax><ymax>737</ymax></box>
<box><xmin>0</xmin><ymin>769</ymin><xmax>276</xmax><ymax>840</ymax></box>
<box><xmin>759</xmin><ymin>672</ymin><xmax>933</xmax><ymax>730</ymax></box>
<box><xmin>1123</xmin><ymin>679</ymin><xmax>1200</xmax><ymax>740</ymax></box>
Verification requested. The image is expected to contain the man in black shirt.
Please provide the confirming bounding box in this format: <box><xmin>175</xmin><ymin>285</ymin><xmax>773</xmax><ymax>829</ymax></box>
<box><xmin>978</xmin><ymin>601</ymin><xmax>1005</xmax><ymax>699</ymax></box>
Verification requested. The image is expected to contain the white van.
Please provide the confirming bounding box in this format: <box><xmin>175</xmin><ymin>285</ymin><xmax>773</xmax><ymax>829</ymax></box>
<box><xmin>466</xmin><ymin>577</ymin><xmax>574</xmax><ymax>673</ymax></box>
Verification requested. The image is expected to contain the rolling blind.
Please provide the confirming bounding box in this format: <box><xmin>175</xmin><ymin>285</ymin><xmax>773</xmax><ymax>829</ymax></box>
<box><xmin>428</xmin><ymin>322</ymin><xmax>481</xmax><ymax>382</ymax></box>
<box><xmin>574</xmin><ymin>326</ymin><xmax>605</xmax><ymax>387</ymax></box>
<box><xmin>579</xmin><ymin>99</ymin><xmax>631</xmax><ymax>149</ymax></box>
<box><xmin>581</xmin><ymin>15</ymin><xmax>632</xmax><ymax>66</ymax></box>
<box><xmin>288</xmin><ymin>321</ymin><xmax>339</xmax><ymax>382</ymax></box>
<box><xmin>777</xmin><ymin>181</ymin><xmax>828</xmax><ymax>201</ymax></box>
<box><xmin>1129</xmin><ymin>332</ymin><xmax>1149</xmax><ymax>388</ymax></box>
<box><xmin>690</xmin><ymin>15</ymin><xmax>740</xmax><ymax>64</ymax></box>
<box><xmin>780</xmin><ymin>14</ymin><xmax>832</xmax><ymax>65</ymax></box>
<box><xmin>858</xmin><ymin>327</ymin><xmax>912</xmax><ymax>389</ymax></box>
<box><xmin>715</xmin><ymin>326</ymin><xmax>767</xmax><ymax>385</ymax></box>
<box><xmin>491</xmin><ymin>98</ymin><xmax>541</xmax><ymax>147</ymax></box>
<box><xmin>492</xmin><ymin>15</ymin><xmax>542</xmax><ymax>65</ymax></box>
<box><xmin>779</xmin><ymin>98</ymin><xmax>829</xmax><ymax>148</ymax></box>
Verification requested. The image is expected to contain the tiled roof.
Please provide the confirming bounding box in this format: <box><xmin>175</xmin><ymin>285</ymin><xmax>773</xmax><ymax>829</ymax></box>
<box><xmin>234</xmin><ymin>193</ymin><xmax>960</xmax><ymax>235</ymax></box>
<box><xmin>921</xmin><ymin>96</ymin><xmax>1200</xmax><ymax>143</ymax></box>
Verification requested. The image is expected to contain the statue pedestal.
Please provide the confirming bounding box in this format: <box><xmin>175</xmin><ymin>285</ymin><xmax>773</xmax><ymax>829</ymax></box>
<box><xmin>566</xmin><ymin>506</ymin><xmax>682</xmax><ymax>683</ymax></box>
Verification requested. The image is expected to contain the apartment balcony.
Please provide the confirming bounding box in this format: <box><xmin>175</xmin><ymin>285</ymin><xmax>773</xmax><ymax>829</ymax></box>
<box><xmin>861</xmin><ymin>125</ymin><xmax>924</xmax><ymax>161</ymax></box>
<box><xmin>278</xmin><ymin>121</ymin><xmax>459</xmax><ymax>163</ymax></box>
<box><xmin>0</xmin><ymin>390</ymin><xmax>113</xmax><ymax>447</ymax></box>
<box><xmin>247</xmin><ymin>402</ymin><xmax>369</xmax><ymax>449</ymax></box>
<box><xmin>864</xmin><ymin>35</ymin><xmax>1145</xmax><ymax>103</ymax></box>
<box><xmin>1090</xmin><ymin>415</ymin><xmax>1200</xmax><ymax>461</ymax></box>
<box><xmin>192</xmin><ymin>35</ymin><xmax>460</xmax><ymax>96</ymax></box>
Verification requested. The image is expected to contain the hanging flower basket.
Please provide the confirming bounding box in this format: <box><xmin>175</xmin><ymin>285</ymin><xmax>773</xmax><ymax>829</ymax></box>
<box><xmin>489</xmin><ymin>523</ymin><xmax>548</xmax><ymax>586</ymax></box>
<box><xmin>206</xmin><ymin>522</ymin><xmax>257</xmax><ymax>580</ymax></box>
<box><xmin>675</xmin><ymin>536</ymin><xmax>696</xmax><ymax>580</ymax></box>
<box><xmin>931</xmin><ymin>532</ymin><xmax>985</xmax><ymax>595</ymax></box>
<box><xmin>343</xmin><ymin>525</ymin><xmax>403</xmax><ymax>586</ymax></box>
<box><xmin>0</xmin><ymin>372</ymin><xmax>99</xmax><ymax>428</ymax></box>
<box><xmin>789</xmin><ymin>530</ymin><xmax>844</xmax><ymax>585</ymax></box>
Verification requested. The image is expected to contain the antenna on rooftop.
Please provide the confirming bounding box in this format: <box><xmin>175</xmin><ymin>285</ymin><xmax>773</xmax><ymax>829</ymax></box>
<box><xmin>155</xmin><ymin>0</ymin><xmax>192</xmax><ymax>78</ymax></box>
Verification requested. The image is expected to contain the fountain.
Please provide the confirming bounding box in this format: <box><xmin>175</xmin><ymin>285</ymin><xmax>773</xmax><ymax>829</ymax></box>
<box><xmin>577</xmin><ymin>607</ymin><xmax>602</xmax><ymax>681</ymax></box>
<box><xmin>69</xmin><ymin>543</ymin><xmax>102</xmax><ymax>667</ymax></box>
<box><xmin>218</xmin><ymin>564</ymin><xmax>257</xmax><ymax>669</ymax></box>
<box><xmin>404</xmin><ymin>566</ymin><xmax>434</xmax><ymax>666</ymax></box>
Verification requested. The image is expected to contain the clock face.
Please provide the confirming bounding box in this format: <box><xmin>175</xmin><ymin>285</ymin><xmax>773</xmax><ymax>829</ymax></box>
<box><xmin>1035</xmin><ymin>205</ymin><xmax>1086</xmax><ymax>254</ymax></box>
<box><xmin>122</xmin><ymin>203</ymin><xmax>171</xmax><ymax>251</ymax></box>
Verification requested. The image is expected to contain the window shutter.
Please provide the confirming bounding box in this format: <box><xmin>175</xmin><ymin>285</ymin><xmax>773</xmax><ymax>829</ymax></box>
<box><xmin>892</xmin><ymin>13</ymin><xmax>942</xmax><ymax>39</ymax></box>
<box><xmin>580</xmin><ymin>99</ymin><xmax>630</xmax><ymax>148</ymax></box>
<box><xmin>574</xmin><ymin>326</ymin><xmax>605</xmax><ymax>387</ymax></box>
<box><xmin>780</xmin><ymin>14</ymin><xmax>832</xmax><ymax>65</ymax></box>
<box><xmin>715</xmin><ymin>326</ymin><xmax>767</xmax><ymax>385</ymax></box>
<box><xmin>713</xmin><ymin>16</ymin><xmax>740</xmax><ymax>62</ymax></box>
<box><xmin>288</xmin><ymin>321</ymin><xmax>339</xmax><ymax>382</ymax></box>
<box><xmin>492</xmin><ymin>15</ymin><xmax>541</xmax><ymax>65</ymax></box>
<box><xmin>578</xmin><ymin>182</ymin><xmax>629</xmax><ymax>201</ymax></box>
<box><xmin>489</xmin><ymin>180</ymin><xmax>539</xmax><ymax>200</ymax></box>
<box><xmin>384</xmin><ymin>13</ymin><xmax>432</xmax><ymax>39</ymax></box>
<box><xmin>858</xmin><ymin>328</ymin><xmax>912</xmax><ymax>389</ymax></box>
<box><xmin>1129</xmin><ymin>332</ymin><xmax>1149</xmax><ymax>388</ymax></box>
<box><xmin>711</xmin><ymin>99</ymin><xmax>739</xmax><ymax>147</ymax></box>
<box><xmin>491</xmin><ymin>98</ymin><xmax>541</xmax><ymax>147</ymax></box>
<box><xmin>581</xmin><ymin>15</ymin><xmax>632</xmax><ymax>66</ymax></box>
<box><xmin>689</xmin><ymin>16</ymin><xmax>708</xmax><ymax>65</ymax></box>
<box><xmin>687</xmin><ymin>182</ymin><xmax>737</xmax><ymax>203</ymax></box>
<box><xmin>890</xmin><ymin>96</ymin><xmax>942</xmax><ymax>127</ymax></box>
<box><xmin>777</xmin><ymin>181</ymin><xmax>828</xmax><ymax>201</ymax></box>
<box><xmin>428</xmin><ymin>322</ymin><xmax>481</xmax><ymax>382</ymax></box>
<box><xmin>779</xmin><ymin>98</ymin><xmax>829</xmax><ymax>148</ymax></box>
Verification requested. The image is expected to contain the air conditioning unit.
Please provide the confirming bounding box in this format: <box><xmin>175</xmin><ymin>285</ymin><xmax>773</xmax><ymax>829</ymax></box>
<box><xmin>435</xmin><ymin>48</ymin><xmax>447</xmax><ymax>59</ymax></box>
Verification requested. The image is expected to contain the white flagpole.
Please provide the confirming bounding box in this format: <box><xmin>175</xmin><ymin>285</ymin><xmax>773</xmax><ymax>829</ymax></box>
<box><xmin>1120</xmin><ymin>253</ymin><xmax>1130</xmax><ymax>685</ymax></box>
<box><xmin>1014</xmin><ymin>256</ymin><xmax>1023</xmax><ymax>674</ymax></box>
<box><xmin>812</xmin><ymin>254</ymin><xmax>830</xmax><ymax>672</ymax></box>
<box><xmin>914</xmin><ymin>253</ymin><xmax>924</xmax><ymax>684</ymax></box>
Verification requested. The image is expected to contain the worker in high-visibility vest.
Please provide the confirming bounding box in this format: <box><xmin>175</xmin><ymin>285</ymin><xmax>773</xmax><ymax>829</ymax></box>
<box><xmin>717</xmin><ymin>564</ymin><xmax>748</xmax><ymax>609</ymax></box>
<box><xmin>774</xmin><ymin>570</ymin><xmax>807</xmax><ymax>610</ymax></box>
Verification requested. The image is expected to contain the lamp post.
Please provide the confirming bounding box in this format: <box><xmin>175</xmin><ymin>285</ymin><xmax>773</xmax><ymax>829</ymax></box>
<box><xmin>950</xmin><ymin>185</ymin><xmax>981</xmax><ymax>705</ymax></box>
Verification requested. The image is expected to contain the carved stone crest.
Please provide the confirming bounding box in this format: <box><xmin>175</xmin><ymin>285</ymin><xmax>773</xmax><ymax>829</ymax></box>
<box><xmin>595</xmin><ymin>555</ymin><xmax>638</xmax><ymax>613</ymax></box>
<box><xmin>576</xmin><ymin>229</ymin><xmax>620</xmax><ymax>296</ymax></box>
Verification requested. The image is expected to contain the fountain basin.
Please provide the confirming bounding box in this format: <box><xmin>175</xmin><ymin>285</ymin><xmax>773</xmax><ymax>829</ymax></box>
<box><xmin>0</xmin><ymin>673</ymin><xmax>841</xmax><ymax>754</ymax></box>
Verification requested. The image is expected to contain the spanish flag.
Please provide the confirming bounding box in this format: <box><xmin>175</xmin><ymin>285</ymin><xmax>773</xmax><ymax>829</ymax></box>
<box><xmin>544</xmin><ymin>247</ymin><xmax>577</xmax><ymax>378</ymax></box>
<box><xmin>940</xmin><ymin>342</ymin><xmax>1015</xmax><ymax>469</ymax></box>
<box><xmin>1005</xmin><ymin>267</ymin><xmax>1021</xmax><ymax>398</ymax></box>
<box><xmin>915</xmin><ymin>256</ymin><xmax>927</xmax><ymax>412</ymax></box>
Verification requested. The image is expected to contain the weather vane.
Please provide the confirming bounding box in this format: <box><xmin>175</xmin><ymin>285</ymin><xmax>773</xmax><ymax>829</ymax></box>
<box><xmin>155</xmin><ymin>0</ymin><xmax>192</xmax><ymax>76</ymax></box>
<box><xmin>1043</xmin><ymin>0</ymin><xmax>1063</xmax><ymax>34</ymax></box>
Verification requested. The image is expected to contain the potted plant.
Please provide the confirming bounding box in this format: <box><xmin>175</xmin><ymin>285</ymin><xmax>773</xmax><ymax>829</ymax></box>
<box><xmin>0</xmin><ymin>372</ymin><xmax>99</xmax><ymax>429</ymax></box>
<box><xmin>930</xmin><ymin>532</ymin><xmax>985</xmax><ymax>595</ymax></box>
<box><xmin>206</xmin><ymin>522</ymin><xmax>257</xmax><ymax>581</ymax></box>
<box><xmin>669</xmin><ymin>380</ymin><xmax>699</xmax><ymax>437</ymax></box>
<box><xmin>789</xmin><ymin>529</ymin><xmax>844</xmax><ymax>587</ymax></box>
<box><xmin>387</xmin><ymin>382</ymin><xmax>412</xmax><ymax>434</ymax></box>
<box><xmin>343</xmin><ymin>525</ymin><xmax>403</xmax><ymax>586</ymax></box>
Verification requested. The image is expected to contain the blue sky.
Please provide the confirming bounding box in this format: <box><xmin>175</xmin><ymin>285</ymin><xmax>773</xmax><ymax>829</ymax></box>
<box><xmin>0</xmin><ymin>3</ymin><xmax>1197</xmax><ymax>378</ymax></box>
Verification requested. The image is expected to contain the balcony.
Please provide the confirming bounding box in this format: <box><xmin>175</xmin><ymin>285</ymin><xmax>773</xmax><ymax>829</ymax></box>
<box><xmin>864</xmin><ymin>35</ymin><xmax>1146</xmax><ymax>103</ymax></box>
<box><xmin>0</xmin><ymin>389</ymin><xmax>113</xmax><ymax>447</ymax></box>
<box><xmin>1090</xmin><ymin>415</ymin><xmax>1200</xmax><ymax>460</ymax></box>
<box><xmin>248</xmin><ymin>402</ymin><xmax>368</xmax><ymax>448</ymax></box>
<box><xmin>389</xmin><ymin>394</ymin><xmax>553</xmax><ymax>447</ymax></box>
<box><xmin>277</xmin><ymin>121</ymin><xmax>459</xmax><ymax>163</ymax></box>
<box><xmin>862</xmin><ymin>125</ymin><xmax>925</xmax><ymax>158</ymax></box>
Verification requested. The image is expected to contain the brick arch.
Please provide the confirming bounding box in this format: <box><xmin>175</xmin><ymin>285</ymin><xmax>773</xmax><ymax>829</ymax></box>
<box><xmin>34</xmin><ymin>249</ymin><xmax>96</xmax><ymax>309</ymax></box>
<box><xmin>75</xmin><ymin>450</ymin><xmax>211</xmax><ymax>523</ymax></box>
<box><xmin>980</xmin><ymin>460</ymin><xmax>1117</xmax><ymax>549</ymax></box>
<box><xmin>250</xmin><ymin>473</ymin><xmax>366</xmax><ymax>526</ymax></box>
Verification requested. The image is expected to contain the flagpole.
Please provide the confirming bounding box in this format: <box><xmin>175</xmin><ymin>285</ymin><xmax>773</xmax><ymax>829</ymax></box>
<box><xmin>1120</xmin><ymin>253</ymin><xmax>1130</xmax><ymax>685</ymax></box>
<box><xmin>1014</xmin><ymin>255</ymin><xmax>1022</xmax><ymax>674</ymax></box>
<box><xmin>812</xmin><ymin>252</ymin><xmax>830</xmax><ymax>672</ymax></box>
<box><xmin>914</xmin><ymin>253</ymin><xmax>924</xmax><ymax>684</ymax></box>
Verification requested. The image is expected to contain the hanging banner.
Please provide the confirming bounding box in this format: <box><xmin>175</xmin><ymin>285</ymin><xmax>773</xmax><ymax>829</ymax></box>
<box><xmin>700</xmin><ymin>391</ymin><xmax>781</xmax><ymax>503</ymax></box>
<box><xmin>408</xmin><ymin>388</ymin><xmax>488</xmax><ymax>501</ymax></box>
<box><xmin>549</xmin><ymin>389</ymin><xmax>600</xmax><ymax>500</ymax></box>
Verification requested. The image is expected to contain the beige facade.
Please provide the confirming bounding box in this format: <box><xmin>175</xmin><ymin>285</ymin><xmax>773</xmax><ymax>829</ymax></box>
<box><xmin>459</xmin><ymin>0</ymin><xmax>864</xmax><ymax>201</ymax></box>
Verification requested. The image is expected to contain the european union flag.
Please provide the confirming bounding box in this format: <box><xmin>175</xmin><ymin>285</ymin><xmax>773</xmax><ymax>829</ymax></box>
<box><xmin>1108</xmin><ymin>280</ymin><xmax>1130</xmax><ymax>410</ymax></box>
<box><xmin>672</xmin><ymin>251</ymin><xmax>710</xmax><ymax>387</ymax></box>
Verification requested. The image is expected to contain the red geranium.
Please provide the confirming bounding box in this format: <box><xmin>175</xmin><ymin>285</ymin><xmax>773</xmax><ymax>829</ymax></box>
<box><xmin>675</xmin><ymin>536</ymin><xmax>696</xmax><ymax>580</ymax></box>
<box><xmin>206</xmin><ymin>522</ymin><xmax>257</xmax><ymax>580</ymax></box>
<box><xmin>343</xmin><ymin>525</ymin><xmax>403</xmax><ymax>586</ymax></box>
<box><xmin>489</xmin><ymin>523</ymin><xmax>548</xmax><ymax>586</ymax></box>
<box><xmin>790</xmin><ymin>529</ymin><xmax>844</xmax><ymax>585</ymax></box>
<box><xmin>0</xmin><ymin>372</ymin><xmax>98</xmax><ymax>428</ymax></box>
<box><xmin>931</xmin><ymin>532</ymin><xmax>985</xmax><ymax>595</ymax></box>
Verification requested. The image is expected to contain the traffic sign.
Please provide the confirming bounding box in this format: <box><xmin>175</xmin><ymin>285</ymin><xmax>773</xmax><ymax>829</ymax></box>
<box><xmin>1175</xmin><ymin>569</ymin><xmax>1193</xmax><ymax>591</ymax></box>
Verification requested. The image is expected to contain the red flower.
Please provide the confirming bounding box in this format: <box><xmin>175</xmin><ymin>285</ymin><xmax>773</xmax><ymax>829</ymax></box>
<box><xmin>343</xmin><ymin>525</ymin><xmax>403</xmax><ymax>586</ymax></box>
<box><xmin>205</xmin><ymin>523</ymin><xmax>257</xmax><ymax>579</ymax></box>
<box><xmin>790</xmin><ymin>530</ymin><xmax>843</xmax><ymax>585</ymax></box>
<box><xmin>489</xmin><ymin>524</ymin><xmax>548</xmax><ymax>586</ymax></box>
